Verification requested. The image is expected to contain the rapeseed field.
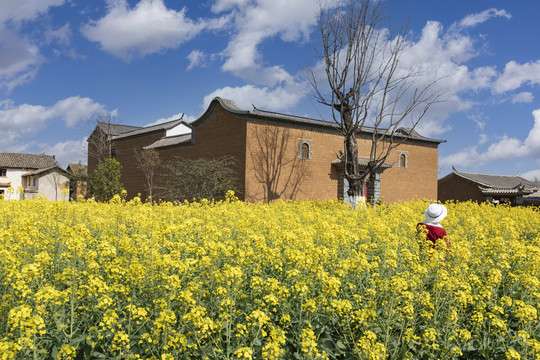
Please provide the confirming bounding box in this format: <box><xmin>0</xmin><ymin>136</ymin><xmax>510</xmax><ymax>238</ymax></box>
<box><xmin>0</xmin><ymin>193</ymin><xmax>539</xmax><ymax>359</ymax></box>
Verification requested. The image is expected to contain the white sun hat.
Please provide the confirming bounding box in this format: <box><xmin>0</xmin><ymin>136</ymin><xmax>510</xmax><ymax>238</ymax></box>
<box><xmin>424</xmin><ymin>203</ymin><xmax>447</xmax><ymax>224</ymax></box>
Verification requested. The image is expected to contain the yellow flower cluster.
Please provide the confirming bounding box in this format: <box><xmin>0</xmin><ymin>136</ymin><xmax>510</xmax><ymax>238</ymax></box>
<box><xmin>0</xmin><ymin>196</ymin><xmax>539</xmax><ymax>359</ymax></box>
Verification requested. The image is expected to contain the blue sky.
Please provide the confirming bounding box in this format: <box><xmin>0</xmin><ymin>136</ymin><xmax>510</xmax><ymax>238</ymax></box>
<box><xmin>1</xmin><ymin>0</ymin><xmax>540</xmax><ymax>181</ymax></box>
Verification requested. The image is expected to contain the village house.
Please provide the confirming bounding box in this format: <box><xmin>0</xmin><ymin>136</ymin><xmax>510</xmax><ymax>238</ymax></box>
<box><xmin>0</xmin><ymin>152</ymin><xmax>70</xmax><ymax>201</ymax></box>
<box><xmin>66</xmin><ymin>162</ymin><xmax>88</xmax><ymax>199</ymax></box>
<box><xmin>87</xmin><ymin>97</ymin><xmax>445</xmax><ymax>203</ymax></box>
<box><xmin>438</xmin><ymin>167</ymin><xmax>540</xmax><ymax>206</ymax></box>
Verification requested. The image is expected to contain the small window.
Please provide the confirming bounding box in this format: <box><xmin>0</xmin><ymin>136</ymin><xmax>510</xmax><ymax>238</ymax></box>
<box><xmin>398</xmin><ymin>153</ymin><xmax>408</xmax><ymax>168</ymax></box>
<box><xmin>0</xmin><ymin>169</ymin><xmax>6</xmax><ymax>177</ymax></box>
<box><xmin>33</xmin><ymin>178</ymin><xmax>37</xmax><ymax>187</ymax></box>
<box><xmin>299</xmin><ymin>141</ymin><xmax>311</xmax><ymax>160</ymax></box>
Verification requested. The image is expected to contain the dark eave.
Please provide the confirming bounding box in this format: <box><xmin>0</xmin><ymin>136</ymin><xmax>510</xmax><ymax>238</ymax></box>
<box><xmin>144</xmin><ymin>134</ymin><xmax>193</xmax><ymax>149</ymax></box>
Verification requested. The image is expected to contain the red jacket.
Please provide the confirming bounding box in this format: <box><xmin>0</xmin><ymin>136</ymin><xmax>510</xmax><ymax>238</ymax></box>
<box><xmin>417</xmin><ymin>223</ymin><xmax>450</xmax><ymax>248</ymax></box>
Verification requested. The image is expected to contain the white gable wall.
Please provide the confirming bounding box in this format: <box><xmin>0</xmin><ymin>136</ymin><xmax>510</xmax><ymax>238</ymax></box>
<box><xmin>166</xmin><ymin>123</ymin><xmax>191</xmax><ymax>137</ymax></box>
<box><xmin>37</xmin><ymin>172</ymin><xmax>69</xmax><ymax>201</ymax></box>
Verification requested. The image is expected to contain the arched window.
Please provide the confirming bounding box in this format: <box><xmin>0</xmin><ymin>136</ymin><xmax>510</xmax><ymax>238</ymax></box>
<box><xmin>298</xmin><ymin>141</ymin><xmax>311</xmax><ymax>160</ymax></box>
<box><xmin>399</xmin><ymin>152</ymin><xmax>408</xmax><ymax>168</ymax></box>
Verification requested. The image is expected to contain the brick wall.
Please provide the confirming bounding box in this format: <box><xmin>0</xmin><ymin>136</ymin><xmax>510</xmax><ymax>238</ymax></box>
<box><xmin>438</xmin><ymin>174</ymin><xmax>485</xmax><ymax>202</ymax></box>
<box><xmin>244</xmin><ymin>119</ymin><xmax>440</xmax><ymax>203</ymax></box>
<box><xmin>379</xmin><ymin>141</ymin><xmax>440</xmax><ymax>202</ymax></box>
<box><xmin>244</xmin><ymin>121</ymin><xmax>341</xmax><ymax>202</ymax></box>
<box><xmin>157</xmin><ymin>106</ymin><xmax>247</xmax><ymax>200</ymax></box>
<box><xmin>113</xmin><ymin>131</ymin><xmax>166</xmax><ymax>198</ymax></box>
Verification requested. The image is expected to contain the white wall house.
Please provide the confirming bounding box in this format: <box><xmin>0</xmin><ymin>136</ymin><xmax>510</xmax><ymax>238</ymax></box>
<box><xmin>0</xmin><ymin>153</ymin><xmax>69</xmax><ymax>201</ymax></box>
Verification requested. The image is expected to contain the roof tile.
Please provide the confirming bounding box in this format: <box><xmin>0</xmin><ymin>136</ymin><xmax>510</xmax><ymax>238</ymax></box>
<box><xmin>0</xmin><ymin>153</ymin><xmax>58</xmax><ymax>169</ymax></box>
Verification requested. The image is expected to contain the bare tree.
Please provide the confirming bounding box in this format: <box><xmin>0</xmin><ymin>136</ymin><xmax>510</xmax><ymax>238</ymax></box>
<box><xmin>250</xmin><ymin>126</ymin><xmax>310</xmax><ymax>202</ymax></box>
<box><xmin>46</xmin><ymin>169</ymin><xmax>69</xmax><ymax>201</ymax></box>
<box><xmin>134</xmin><ymin>148</ymin><xmax>161</xmax><ymax>199</ymax></box>
<box><xmin>310</xmin><ymin>0</ymin><xmax>443</xmax><ymax>205</ymax></box>
<box><xmin>159</xmin><ymin>156</ymin><xmax>239</xmax><ymax>202</ymax></box>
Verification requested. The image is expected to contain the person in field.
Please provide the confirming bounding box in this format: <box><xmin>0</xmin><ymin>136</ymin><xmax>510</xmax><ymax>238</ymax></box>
<box><xmin>417</xmin><ymin>203</ymin><xmax>450</xmax><ymax>249</ymax></box>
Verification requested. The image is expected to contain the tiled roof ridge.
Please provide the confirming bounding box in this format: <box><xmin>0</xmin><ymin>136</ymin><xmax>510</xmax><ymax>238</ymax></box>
<box><xmin>212</xmin><ymin>97</ymin><xmax>445</xmax><ymax>144</ymax></box>
<box><xmin>23</xmin><ymin>165</ymin><xmax>67</xmax><ymax>176</ymax></box>
<box><xmin>456</xmin><ymin>168</ymin><xmax>523</xmax><ymax>178</ymax></box>
<box><xmin>0</xmin><ymin>152</ymin><xmax>58</xmax><ymax>169</ymax></box>
<box><xmin>452</xmin><ymin>167</ymin><xmax>537</xmax><ymax>190</ymax></box>
<box><xmin>113</xmin><ymin>117</ymin><xmax>186</xmax><ymax>140</ymax></box>
<box><xmin>251</xmin><ymin>104</ymin><xmax>334</xmax><ymax>125</ymax></box>
<box><xmin>97</xmin><ymin>122</ymin><xmax>142</xmax><ymax>136</ymax></box>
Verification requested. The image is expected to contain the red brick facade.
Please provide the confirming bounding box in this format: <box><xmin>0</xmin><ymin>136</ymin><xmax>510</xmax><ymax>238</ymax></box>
<box><xmin>88</xmin><ymin>98</ymin><xmax>444</xmax><ymax>203</ymax></box>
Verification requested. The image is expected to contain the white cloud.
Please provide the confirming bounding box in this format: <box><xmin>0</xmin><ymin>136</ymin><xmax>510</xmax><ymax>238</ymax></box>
<box><xmin>0</xmin><ymin>97</ymin><xmax>106</xmax><ymax>145</ymax></box>
<box><xmin>44</xmin><ymin>23</ymin><xmax>72</xmax><ymax>46</ymax></box>
<box><xmin>439</xmin><ymin>146</ymin><xmax>481</xmax><ymax>168</ymax></box>
<box><xmin>456</xmin><ymin>8</ymin><xmax>511</xmax><ymax>29</ymax></box>
<box><xmin>0</xmin><ymin>27</ymin><xmax>42</xmax><ymax>91</ymax></box>
<box><xmin>512</xmin><ymin>91</ymin><xmax>534</xmax><ymax>104</ymax></box>
<box><xmin>215</xmin><ymin>0</ymin><xmax>328</xmax><ymax>85</ymax></box>
<box><xmin>211</xmin><ymin>0</ymin><xmax>251</xmax><ymax>13</ymax></box>
<box><xmin>187</xmin><ymin>50</ymin><xmax>207</xmax><ymax>70</ymax></box>
<box><xmin>82</xmin><ymin>0</ymin><xmax>205</xmax><ymax>60</ymax></box>
<box><xmin>0</xmin><ymin>0</ymin><xmax>65</xmax><ymax>23</ymax></box>
<box><xmin>440</xmin><ymin>109</ymin><xmax>540</xmax><ymax>168</ymax></box>
<box><xmin>203</xmin><ymin>83</ymin><xmax>305</xmax><ymax>112</ymax></box>
<box><xmin>38</xmin><ymin>138</ymin><xmax>88</xmax><ymax>168</ymax></box>
<box><xmin>145</xmin><ymin>112</ymin><xmax>197</xmax><ymax>126</ymax></box>
<box><xmin>53</xmin><ymin>97</ymin><xmax>107</xmax><ymax>127</ymax></box>
<box><xmin>493</xmin><ymin>60</ymin><xmax>540</xmax><ymax>94</ymax></box>
<box><xmin>522</xmin><ymin>169</ymin><xmax>540</xmax><ymax>182</ymax></box>
<box><xmin>0</xmin><ymin>1</ymin><xmax>66</xmax><ymax>90</ymax></box>
<box><xmin>468</xmin><ymin>113</ymin><xmax>487</xmax><ymax>131</ymax></box>
<box><xmin>478</xmin><ymin>133</ymin><xmax>488</xmax><ymax>145</ymax></box>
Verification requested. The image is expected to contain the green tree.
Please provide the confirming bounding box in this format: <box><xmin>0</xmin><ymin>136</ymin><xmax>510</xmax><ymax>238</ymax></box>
<box><xmin>160</xmin><ymin>156</ymin><xmax>239</xmax><ymax>202</ymax></box>
<box><xmin>90</xmin><ymin>158</ymin><xmax>124</xmax><ymax>201</ymax></box>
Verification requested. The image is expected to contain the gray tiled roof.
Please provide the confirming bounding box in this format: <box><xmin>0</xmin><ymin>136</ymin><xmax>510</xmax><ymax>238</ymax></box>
<box><xmin>453</xmin><ymin>169</ymin><xmax>537</xmax><ymax>190</ymax></box>
<box><xmin>24</xmin><ymin>166</ymin><xmax>68</xmax><ymax>176</ymax></box>
<box><xmin>113</xmin><ymin>118</ymin><xmax>186</xmax><ymax>140</ymax></box>
<box><xmin>0</xmin><ymin>153</ymin><xmax>58</xmax><ymax>169</ymax></box>
<box><xmin>251</xmin><ymin>106</ymin><xmax>338</xmax><ymax>128</ymax></box>
<box><xmin>524</xmin><ymin>189</ymin><xmax>540</xmax><ymax>200</ymax></box>
<box><xmin>98</xmin><ymin>122</ymin><xmax>141</xmax><ymax>136</ymax></box>
<box><xmin>144</xmin><ymin>134</ymin><xmax>192</xmax><ymax>149</ymax></box>
<box><xmin>210</xmin><ymin>97</ymin><xmax>445</xmax><ymax>144</ymax></box>
<box><xmin>67</xmin><ymin>163</ymin><xmax>87</xmax><ymax>175</ymax></box>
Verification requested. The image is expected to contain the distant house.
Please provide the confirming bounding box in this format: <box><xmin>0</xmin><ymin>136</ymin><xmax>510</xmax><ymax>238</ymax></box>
<box><xmin>88</xmin><ymin>97</ymin><xmax>445</xmax><ymax>203</ymax></box>
<box><xmin>438</xmin><ymin>167</ymin><xmax>540</xmax><ymax>206</ymax></box>
<box><xmin>0</xmin><ymin>153</ymin><xmax>69</xmax><ymax>201</ymax></box>
<box><xmin>67</xmin><ymin>162</ymin><xmax>88</xmax><ymax>199</ymax></box>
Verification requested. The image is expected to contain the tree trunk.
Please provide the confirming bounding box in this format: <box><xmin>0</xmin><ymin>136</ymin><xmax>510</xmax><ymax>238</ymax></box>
<box><xmin>344</xmin><ymin>125</ymin><xmax>367</xmax><ymax>207</ymax></box>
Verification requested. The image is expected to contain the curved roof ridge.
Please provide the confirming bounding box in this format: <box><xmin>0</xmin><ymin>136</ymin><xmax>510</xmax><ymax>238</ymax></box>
<box><xmin>193</xmin><ymin>97</ymin><xmax>445</xmax><ymax>144</ymax></box>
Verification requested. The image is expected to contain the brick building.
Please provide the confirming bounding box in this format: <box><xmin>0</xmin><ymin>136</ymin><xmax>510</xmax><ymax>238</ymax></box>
<box><xmin>438</xmin><ymin>167</ymin><xmax>540</xmax><ymax>206</ymax></box>
<box><xmin>88</xmin><ymin>97</ymin><xmax>445</xmax><ymax>203</ymax></box>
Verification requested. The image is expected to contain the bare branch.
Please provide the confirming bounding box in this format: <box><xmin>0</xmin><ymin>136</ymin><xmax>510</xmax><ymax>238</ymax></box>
<box><xmin>311</xmin><ymin>0</ymin><xmax>446</xmax><ymax>203</ymax></box>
